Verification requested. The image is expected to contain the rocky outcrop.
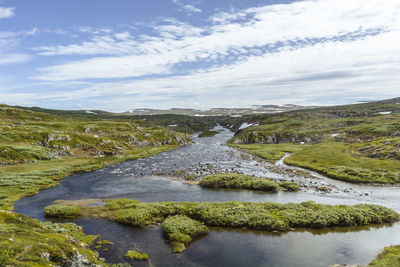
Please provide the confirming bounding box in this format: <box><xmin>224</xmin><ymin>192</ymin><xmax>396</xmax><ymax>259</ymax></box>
<box><xmin>61</xmin><ymin>252</ymin><xmax>101</xmax><ymax>267</ymax></box>
<box><xmin>232</xmin><ymin>131</ymin><xmax>319</xmax><ymax>144</ymax></box>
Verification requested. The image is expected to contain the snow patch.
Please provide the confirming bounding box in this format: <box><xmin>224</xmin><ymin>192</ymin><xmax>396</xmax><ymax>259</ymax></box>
<box><xmin>85</xmin><ymin>110</ymin><xmax>97</xmax><ymax>115</ymax></box>
<box><xmin>239</xmin><ymin>123</ymin><xmax>258</xmax><ymax>130</ymax></box>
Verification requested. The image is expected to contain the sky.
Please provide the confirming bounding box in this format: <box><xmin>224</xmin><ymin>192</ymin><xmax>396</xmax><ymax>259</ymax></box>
<box><xmin>0</xmin><ymin>0</ymin><xmax>399</xmax><ymax>112</ymax></box>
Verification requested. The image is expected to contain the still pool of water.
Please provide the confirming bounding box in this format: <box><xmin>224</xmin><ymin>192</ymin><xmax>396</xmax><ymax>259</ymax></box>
<box><xmin>14</xmin><ymin>128</ymin><xmax>400</xmax><ymax>266</ymax></box>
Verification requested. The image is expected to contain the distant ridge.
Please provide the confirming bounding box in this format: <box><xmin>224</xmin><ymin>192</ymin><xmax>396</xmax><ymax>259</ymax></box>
<box><xmin>124</xmin><ymin>104</ymin><xmax>315</xmax><ymax>116</ymax></box>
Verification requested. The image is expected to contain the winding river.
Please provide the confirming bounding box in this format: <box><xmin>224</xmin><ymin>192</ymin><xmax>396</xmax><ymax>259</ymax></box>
<box><xmin>14</xmin><ymin>127</ymin><xmax>400</xmax><ymax>267</ymax></box>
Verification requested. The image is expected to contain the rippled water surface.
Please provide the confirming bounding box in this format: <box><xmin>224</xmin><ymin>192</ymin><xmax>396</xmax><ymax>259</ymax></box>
<box><xmin>14</xmin><ymin>128</ymin><xmax>400</xmax><ymax>266</ymax></box>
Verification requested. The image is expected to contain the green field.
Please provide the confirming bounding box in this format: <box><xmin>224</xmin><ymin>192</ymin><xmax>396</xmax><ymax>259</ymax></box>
<box><xmin>233</xmin><ymin>142</ymin><xmax>400</xmax><ymax>184</ymax></box>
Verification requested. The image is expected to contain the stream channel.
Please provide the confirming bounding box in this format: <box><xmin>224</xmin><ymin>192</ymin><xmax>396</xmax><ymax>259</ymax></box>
<box><xmin>14</xmin><ymin>127</ymin><xmax>400</xmax><ymax>267</ymax></box>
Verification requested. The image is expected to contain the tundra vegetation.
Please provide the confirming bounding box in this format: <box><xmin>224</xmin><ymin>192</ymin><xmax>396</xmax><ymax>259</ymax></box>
<box><xmin>44</xmin><ymin>199</ymin><xmax>399</xmax><ymax>252</ymax></box>
<box><xmin>124</xmin><ymin>250</ymin><xmax>149</xmax><ymax>261</ymax></box>
<box><xmin>230</xmin><ymin>98</ymin><xmax>400</xmax><ymax>184</ymax></box>
<box><xmin>367</xmin><ymin>245</ymin><xmax>400</xmax><ymax>266</ymax></box>
<box><xmin>0</xmin><ymin>105</ymin><xmax>190</xmax><ymax>265</ymax></box>
<box><xmin>161</xmin><ymin>215</ymin><xmax>208</xmax><ymax>252</ymax></box>
<box><xmin>0</xmin><ymin>210</ymin><xmax>102</xmax><ymax>266</ymax></box>
<box><xmin>199</xmin><ymin>173</ymin><xmax>299</xmax><ymax>192</ymax></box>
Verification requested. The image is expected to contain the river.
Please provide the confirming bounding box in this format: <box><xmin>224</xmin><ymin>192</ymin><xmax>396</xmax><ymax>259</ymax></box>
<box><xmin>14</xmin><ymin>127</ymin><xmax>400</xmax><ymax>266</ymax></box>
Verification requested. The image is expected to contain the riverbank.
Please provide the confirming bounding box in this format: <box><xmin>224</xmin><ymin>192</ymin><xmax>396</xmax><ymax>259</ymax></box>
<box><xmin>231</xmin><ymin>143</ymin><xmax>400</xmax><ymax>184</ymax></box>
<box><xmin>0</xmin><ymin>145</ymin><xmax>178</xmax><ymax>211</ymax></box>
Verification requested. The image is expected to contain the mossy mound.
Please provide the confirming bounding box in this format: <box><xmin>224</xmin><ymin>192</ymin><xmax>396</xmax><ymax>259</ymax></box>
<box><xmin>44</xmin><ymin>204</ymin><xmax>82</xmax><ymax>218</ymax></box>
<box><xmin>279</xmin><ymin>181</ymin><xmax>300</xmax><ymax>191</ymax></box>
<box><xmin>368</xmin><ymin>245</ymin><xmax>400</xmax><ymax>266</ymax></box>
<box><xmin>162</xmin><ymin>215</ymin><xmax>208</xmax><ymax>252</ymax></box>
<box><xmin>0</xmin><ymin>210</ymin><xmax>101</xmax><ymax>266</ymax></box>
<box><xmin>125</xmin><ymin>250</ymin><xmax>149</xmax><ymax>261</ymax></box>
<box><xmin>200</xmin><ymin>173</ymin><xmax>280</xmax><ymax>192</ymax></box>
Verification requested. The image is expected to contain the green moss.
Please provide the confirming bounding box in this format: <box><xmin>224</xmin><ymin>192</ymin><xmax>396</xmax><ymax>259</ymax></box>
<box><xmin>97</xmin><ymin>239</ymin><xmax>112</xmax><ymax>245</ymax></box>
<box><xmin>200</xmin><ymin>173</ymin><xmax>280</xmax><ymax>192</ymax></box>
<box><xmin>368</xmin><ymin>245</ymin><xmax>400</xmax><ymax>266</ymax></box>
<box><xmin>279</xmin><ymin>181</ymin><xmax>300</xmax><ymax>191</ymax></box>
<box><xmin>44</xmin><ymin>205</ymin><xmax>82</xmax><ymax>218</ymax></box>
<box><xmin>162</xmin><ymin>215</ymin><xmax>208</xmax><ymax>252</ymax></box>
<box><xmin>0</xmin><ymin>210</ymin><xmax>102</xmax><ymax>266</ymax></box>
<box><xmin>125</xmin><ymin>250</ymin><xmax>149</xmax><ymax>261</ymax></box>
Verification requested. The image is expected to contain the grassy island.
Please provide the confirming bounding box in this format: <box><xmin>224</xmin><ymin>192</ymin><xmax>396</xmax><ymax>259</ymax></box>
<box><xmin>44</xmin><ymin>199</ymin><xmax>399</xmax><ymax>252</ymax></box>
<box><xmin>162</xmin><ymin>215</ymin><xmax>208</xmax><ymax>252</ymax></box>
<box><xmin>200</xmin><ymin>173</ymin><xmax>299</xmax><ymax>192</ymax></box>
<box><xmin>125</xmin><ymin>250</ymin><xmax>149</xmax><ymax>261</ymax></box>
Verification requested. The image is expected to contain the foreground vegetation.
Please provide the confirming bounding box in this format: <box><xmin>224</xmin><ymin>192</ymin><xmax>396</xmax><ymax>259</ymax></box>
<box><xmin>44</xmin><ymin>199</ymin><xmax>399</xmax><ymax>253</ymax></box>
<box><xmin>368</xmin><ymin>245</ymin><xmax>400</xmax><ymax>266</ymax></box>
<box><xmin>161</xmin><ymin>215</ymin><xmax>208</xmax><ymax>252</ymax></box>
<box><xmin>124</xmin><ymin>250</ymin><xmax>149</xmax><ymax>261</ymax></box>
<box><xmin>0</xmin><ymin>210</ymin><xmax>103</xmax><ymax>266</ymax></box>
<box><xmin>200</xmin><ymin>173</ymin><xmax>299</xmax><ymax>191</ymax></box>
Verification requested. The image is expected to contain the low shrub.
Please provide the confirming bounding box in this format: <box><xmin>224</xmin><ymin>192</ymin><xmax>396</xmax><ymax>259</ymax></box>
<box><xmin>200</xmin><ymin>173</ymin><xmax>279</xmax><ymax>192</ymax></box>
<box><xmin>368</xmin><ymin>245</ymin><xmax>400</xmax><ymax>266</ymax></box>
<box><xmin>162</xmin><ymin>215</ymin><xmax>208</xmax><ymax>252</ymax></box>
<box><xmin>44</xmin><ymin>205</ymin><xmax>82</xmax><ymax>218</ymax></box>
<box><xmin>279</xmin><ymin>181</ymin><xmax>300</xmax><ymax>191</ymax></box>
<box><xmin>125</xmin><ymin>250</ymin><xmax>148</xmax><ymax>261</ymax></box>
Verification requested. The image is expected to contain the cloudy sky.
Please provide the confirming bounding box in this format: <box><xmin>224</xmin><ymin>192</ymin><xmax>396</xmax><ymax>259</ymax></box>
<box><xmin>0</xmin><ymin>0</ymin><xmax>399</xmax><ymax>111</ymax></box>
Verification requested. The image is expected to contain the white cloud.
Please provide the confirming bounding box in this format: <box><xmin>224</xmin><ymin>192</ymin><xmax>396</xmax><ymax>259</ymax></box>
<box><xmin>0</xmin><ymin>29</ymin><xmax>33</xmax><ymax>65</ymax></box>
<box><xmin>34</xmin><ymin>0</ymin><xmax>400</xmax><ymax>82</ymax></box>
<box><xmin>183</xmin><ymin>4</ymin><xmax>202</xmax><ymax>13</ymax></box>
<box><xmin>30</xmin><ymin>29</ymin><xmax>400</xmax><ymax>111</ymax></box>
<box><xmin>171</xmin><ymin>0</ymin><xmax>202</xmax><ymax>14</ymax></box>
<box><xmin>0</xmin><ymin>53</ymin><xmax>31</xmax><ymax>65</ymax></box>
<box><xmin>0</xmin><ymin>6</ymin><xmax>14</xmax><ymax>19</ymax></box>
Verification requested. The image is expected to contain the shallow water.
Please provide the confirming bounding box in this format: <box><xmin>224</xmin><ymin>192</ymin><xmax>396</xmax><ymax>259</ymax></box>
<box><xmin>14</xmin><ymin>127</ymin><xmax>400</xmax><ymax>266</ymax></box>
